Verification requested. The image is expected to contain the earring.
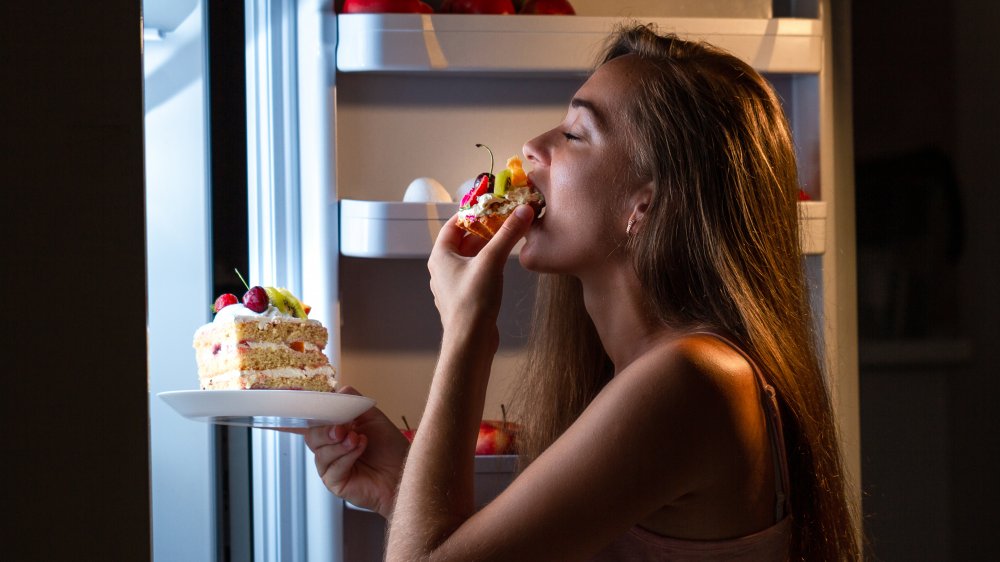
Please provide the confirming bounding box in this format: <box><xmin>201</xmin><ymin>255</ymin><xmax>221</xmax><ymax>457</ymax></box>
<box><xmin>626</xmin><ymin>217</ymin><xmax>635</xmax><ymax>235</ymax></box>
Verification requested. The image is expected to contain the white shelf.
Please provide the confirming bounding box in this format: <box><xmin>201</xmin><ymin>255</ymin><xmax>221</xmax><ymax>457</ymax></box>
<box><xmin>334</xmin><ymin>14</ymin><xmax>822</xmax><ymax>75</ymax></box>
<box><xmin>340</xmin><ymin>199</ymin><xmax>457</xmax><ymax>258</ymax></box>
<box><xmin>340</xmin><ymin>199</ymin><xmax>826</xmax><ymax>258</ymax></box>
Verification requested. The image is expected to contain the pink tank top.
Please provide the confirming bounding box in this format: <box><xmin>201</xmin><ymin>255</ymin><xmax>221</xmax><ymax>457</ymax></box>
<box><xmin>592</xmin><ymin>333</ymin><xmax>793</xmax><ymax>561</ymax></box>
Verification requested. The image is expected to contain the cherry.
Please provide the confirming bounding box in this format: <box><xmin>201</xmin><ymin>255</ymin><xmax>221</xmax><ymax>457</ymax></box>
<box><xmin>213</xmin><ymin>293</ymin><xmax>239</xmax><ymax>313</ymax></box>
<box><xmin>243</xmin><ymin>286</ymin><xmax>269</xmax><ymax>313</ymax></box>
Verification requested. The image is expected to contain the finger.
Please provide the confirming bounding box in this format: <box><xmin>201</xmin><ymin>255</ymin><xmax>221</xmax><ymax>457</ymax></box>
<box><xmin>322</xmin><ymin>435</ymin><xmax>369</xmax><ymax>497</ymax></box>
<box><xmin>301</xmin><ymin>423</ymin><xmax>346</xmax><ymax>451</ymax></box>
<box><xmin>337</xmin><ymin>385</ymin><xmax>361</xmax><ymax>396</ymax></box>
<box><xmin>434</xmin><ymin>213</ymin><xmax>469</xmax><ymax>254</ymax></box>
<box><xmin>481</xmin><ymin>205</ymin><xmax>534</xmax><ymax>265</ymax></box>
<box><xmin>312</xmin><ymin>428</ymin><xmax>362</xmax><ymax>472</ymax></box>
<box><xmin>457</xmin><ymin>230</ymin><xmax>489</xmax><ymax>257</ymax></box>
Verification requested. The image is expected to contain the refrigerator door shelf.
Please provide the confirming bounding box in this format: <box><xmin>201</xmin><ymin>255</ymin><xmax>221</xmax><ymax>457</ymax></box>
<box><xmin>340</xmin><ymin>199</ymin><xmax>823</xmax><ymax>258</ymax></box>
<box><xmin>335</xmin><ymin>14</ymin><xmax>821</xmax><ymax>75</ymax></box>
<box><xmin>341</xmin><ymin>199</ymin><xmax>459</xmax><ymax>258</ymax></box>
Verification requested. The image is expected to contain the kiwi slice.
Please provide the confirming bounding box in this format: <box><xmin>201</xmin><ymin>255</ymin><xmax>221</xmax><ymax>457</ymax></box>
<box><xmin>494</xmin><ymin>169</ymin><xmax>511</xmax><ymax>197</ymax></box>
<box><xmin>277</xmin><ymin>288</ymin><xmax>308</xmax><ymax>319</ymax></box>
<box><xmin>263</xmin><ymin>287</ymin><xmax>290</xmax><ymax>315</ymax></box>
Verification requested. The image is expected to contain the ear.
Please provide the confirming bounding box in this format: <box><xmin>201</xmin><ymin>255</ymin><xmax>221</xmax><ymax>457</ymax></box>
<box><xmin>626</xmin><ymin>182</ymin><xmax>654</xmax><ymax>226</ymax></box>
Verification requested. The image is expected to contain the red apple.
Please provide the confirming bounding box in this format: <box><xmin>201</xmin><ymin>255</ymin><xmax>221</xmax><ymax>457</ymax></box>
<box><xmin>519</xmin><ymin>0</ymin><xmax>575</xmax><ymax>15</ymax></box>
<box><xmin>440</xmin><ymin>0</ymin><xmax>516</xmax><ymax>14</ymax></box>
<box><xmin>341</xmin><ymin>0</ymin><xmax>433</xmax><ymax>14</ymax></box>
<box><xmin>476</xmin><ymin>420</ymin><xmax>518</xmax><ymax>455</ymax></box>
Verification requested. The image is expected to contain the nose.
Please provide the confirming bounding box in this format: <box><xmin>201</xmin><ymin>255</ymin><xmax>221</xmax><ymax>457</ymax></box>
<box><xmin>522</xmin><ymin>130</ymin><xmax>550</xmax><ymax>168</ymax></box>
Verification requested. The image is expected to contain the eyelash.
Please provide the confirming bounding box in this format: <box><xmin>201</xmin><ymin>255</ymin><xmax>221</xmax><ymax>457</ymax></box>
<box><xmin>562</xmin><ymin>131</ymin><xmax>580</xmax><ymax>142</ymax></box>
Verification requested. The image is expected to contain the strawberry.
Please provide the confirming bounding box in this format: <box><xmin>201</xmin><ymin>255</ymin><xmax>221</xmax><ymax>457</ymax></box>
<box><xmin>461</xmin><ymin>173</ymin><xmax>492</xmax><ymax>208</ymax></box>
<box><xmin>213</xmin><ymin>293</ymin><xmax>239</xmax><ymax>313</ymax></box>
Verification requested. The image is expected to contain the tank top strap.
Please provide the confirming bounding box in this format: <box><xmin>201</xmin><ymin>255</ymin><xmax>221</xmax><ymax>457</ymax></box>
<box><xmin>689</xmin><ymin>331</ymin><xmax>792</xmax><ymax>523</ymax></box>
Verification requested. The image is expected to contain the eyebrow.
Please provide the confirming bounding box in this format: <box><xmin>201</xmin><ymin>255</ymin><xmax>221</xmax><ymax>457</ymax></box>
<box><xmin>570</xmin><ymin>97</ymin><xmax>607</xmax><ymax>130</ymax></box>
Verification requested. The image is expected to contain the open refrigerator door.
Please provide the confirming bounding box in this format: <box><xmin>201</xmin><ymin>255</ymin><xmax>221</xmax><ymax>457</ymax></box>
<box><xmin>242</xmin><ymin>1</ymin><xmax>856</xmax><ymax>560</ymax></box>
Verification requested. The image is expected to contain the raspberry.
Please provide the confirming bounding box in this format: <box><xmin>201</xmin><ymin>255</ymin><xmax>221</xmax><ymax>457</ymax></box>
<box><xmin>243</xmin><ymin>286</ymin><xmax>269</xmax><ymax>313</ymax></box>
<box><xmin>212</xmin><ymin>293</ymin><xmax>239</xmax><ymax>313</ymax></box>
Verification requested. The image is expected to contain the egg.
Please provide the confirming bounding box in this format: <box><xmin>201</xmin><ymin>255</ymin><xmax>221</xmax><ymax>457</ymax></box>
<box><xmin>403</xmin><ymin>177</ymin><xmax>451</xmax><ymax>203</ymax></box>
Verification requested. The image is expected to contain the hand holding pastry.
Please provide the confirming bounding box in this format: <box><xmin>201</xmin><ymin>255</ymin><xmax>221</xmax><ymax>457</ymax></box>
<box><xmin>456</xmin><ymin>144</ymin><xmax>545</xmax><ymax>240</ymax></box>
<box><xmin>430</xmin><ymin>202</ymin><xmax>534</xmax><ymax>336</ymax></box>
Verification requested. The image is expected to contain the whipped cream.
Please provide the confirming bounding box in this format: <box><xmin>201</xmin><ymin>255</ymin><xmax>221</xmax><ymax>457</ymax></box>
<box><xmin>200</xmin><ymin>365</ymin><xmax>337</xmax><ymax>390</ymax></box>
<box><xmin>465</xmin><ymin>186</ymin><xmax>544</xmax><ymax>217</ymax></box>
<box><xmin>213</xmin><ymin>303</ymin><xmax>287</xmax><ymax>322</ymax></box>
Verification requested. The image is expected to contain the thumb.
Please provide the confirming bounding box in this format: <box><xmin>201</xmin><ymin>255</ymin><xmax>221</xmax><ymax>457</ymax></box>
<box><xmin>482</xmin><ymin>205</ymin><xmax>534</xmax><ymax>264</ymax></box>
<box><xmin>337</xmin><ymin>385</ymin><xmax>363</xmax><ymax>397</ymax></box>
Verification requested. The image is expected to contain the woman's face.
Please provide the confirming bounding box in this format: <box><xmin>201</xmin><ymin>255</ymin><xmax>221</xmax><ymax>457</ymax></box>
<box><xmin>519</xmin><ymin>55</ymin><xmax>648</xmax><ymax>275</ymax></box>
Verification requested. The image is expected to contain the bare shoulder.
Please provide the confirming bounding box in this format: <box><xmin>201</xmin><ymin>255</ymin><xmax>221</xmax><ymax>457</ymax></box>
<box><xmin>619</xmin><ymin>332</ymin><xmax>756</xmax><ymax>398</ymax></box>
<box><xmin>592</xmin><ymin>331</ymin><xmax>763</xmax><ymax>459</ymax></box>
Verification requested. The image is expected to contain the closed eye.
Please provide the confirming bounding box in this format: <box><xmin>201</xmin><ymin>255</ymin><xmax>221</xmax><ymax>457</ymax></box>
<box><xmin>562</xmin><ymin>131</ymin><xmax>580</xmax><ymax>141</ymax></box>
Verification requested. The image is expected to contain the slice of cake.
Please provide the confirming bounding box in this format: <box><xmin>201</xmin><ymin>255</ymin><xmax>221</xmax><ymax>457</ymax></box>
<box><xmin>193</xmin><ymin>285</ymin><xmax>336</xmax><ymax>391</ymax></box>
<box><xmin>456</xmin><ymin>147</ymin><xmax>545</xmax><ymax>240</ymax></box>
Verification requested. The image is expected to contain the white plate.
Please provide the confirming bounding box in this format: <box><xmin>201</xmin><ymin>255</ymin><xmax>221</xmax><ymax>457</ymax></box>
<box><xmin>159</xmin><ymin>390</ymin><xmax>376</xmax><ymax>429</ymax></box>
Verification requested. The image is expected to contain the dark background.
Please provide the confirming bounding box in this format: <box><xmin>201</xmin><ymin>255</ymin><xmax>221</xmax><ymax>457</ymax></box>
<box><xmin>853</xmin><ymin>0</ymin><xmax>1000</xmax><ymax>560</ymax></box>
<box><xmin>2</xmin><ymin>2</ymin><xmax>151</xmax><ymax>560</ymax></box>
<box><xmin>3</xmin><ymin>0</ymin><xmax>998</xmax><ymax>559</ymax></box>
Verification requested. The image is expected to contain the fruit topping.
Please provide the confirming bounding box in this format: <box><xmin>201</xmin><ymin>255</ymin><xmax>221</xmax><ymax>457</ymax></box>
<box><xmin>263</xmin><ymin>286</ymin><xmax>309</xmax><ymax>319</ymax></box>
<box><xmin>233</xmin><ymin>268</ymin><xmax>310</xmax><ymax>318</ymax></box>
<box><xmin>212</xmin><ymin>293</ymin><xmax>239</xmax><ymax>313</ymax></box>
<box><xmin>277</xmin><ymin>287</ymin><xmax>309</xmax><ymax>319</ymax></box>
<box><xmin>476</xmin><ymin>143</ymin><xmax>496</xmax><ymax>177</ymax></box>
<box><xmin>263</xmin><ymin>287</ymin><xmax>287</xmax><ymax>314</ymax></box>
<box><xmin>460</xmin><ymin>144</ymin><xmax>500</xmax><ymax>208</ymax></box>
<box><xmin>493</xmin><ymin>168</ymin><xmax>511</xmax><ymax>197</ymax></box>
<box><xmin>243</xmin><ymin>286</ymin><xmax>269</xmax><ymax>313</ymax></box>
<box><xmin>506</xmin><ymin>155</ymin><xmax>529</xmax><ymax>188</ymax></box>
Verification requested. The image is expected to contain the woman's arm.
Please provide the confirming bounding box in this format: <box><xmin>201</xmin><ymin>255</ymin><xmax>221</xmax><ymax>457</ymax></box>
<box><xmin>385</xmin><ymin>209</ymin><xmax>750</xmax><ymax>560</ymax></box>
<box><xmin>387</xmin><ymin>207</ymin><xmax>530</xmax><ymax>556</ymax></box>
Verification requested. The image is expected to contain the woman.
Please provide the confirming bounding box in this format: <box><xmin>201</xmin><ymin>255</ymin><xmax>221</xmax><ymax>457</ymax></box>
<box><xmin>302</xmin><ymin>25</ymin><xmax>860</xmax><ymax>560</ymax></box>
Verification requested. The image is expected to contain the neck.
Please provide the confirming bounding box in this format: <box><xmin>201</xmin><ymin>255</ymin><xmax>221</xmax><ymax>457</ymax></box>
<box><xmin>578</xmin><ymin>264</ymin><xmax>676</xmax><ymax>372</ymax></box>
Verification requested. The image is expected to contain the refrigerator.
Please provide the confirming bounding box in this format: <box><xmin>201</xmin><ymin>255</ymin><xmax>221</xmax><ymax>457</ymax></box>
<box><xmin>144</xmin><ymin>0</ymin><xmax>858</xmax><ymax>560</ymax></box>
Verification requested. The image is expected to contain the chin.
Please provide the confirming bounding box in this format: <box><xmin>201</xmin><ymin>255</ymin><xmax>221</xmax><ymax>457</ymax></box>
<box><xmin>517</xmin><ymin>234</ymin><xmax>546</xmax><ymax>272</ymax></box>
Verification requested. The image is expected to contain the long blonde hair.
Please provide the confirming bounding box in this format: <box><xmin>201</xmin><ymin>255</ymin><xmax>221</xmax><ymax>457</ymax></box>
<box><xmin>509</xmin><ymin>25</ymin><xmax>859</xmax><ymax>561</ymax></box>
